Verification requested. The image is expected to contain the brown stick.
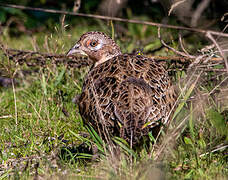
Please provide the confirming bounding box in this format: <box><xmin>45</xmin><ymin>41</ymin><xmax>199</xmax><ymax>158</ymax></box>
<box><xmin>206</xmin><ymin>31</ymin><xmax>228</xmax><ymax>74</ymax></box>
<box><xmin>0</xmin><ymin>3</ymin><xmax>228</xmax><ymax>38</ymax></box>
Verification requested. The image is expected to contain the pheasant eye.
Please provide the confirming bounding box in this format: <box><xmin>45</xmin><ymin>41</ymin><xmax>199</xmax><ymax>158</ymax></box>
<box><xmin>90</xmin><ymin>40</ymin><xmax>98</xmax><ymax>47</ymax></box>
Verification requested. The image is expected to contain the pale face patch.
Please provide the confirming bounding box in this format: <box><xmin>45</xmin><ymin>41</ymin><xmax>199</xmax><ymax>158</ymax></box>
<box><xmin>92</xmin><ymin>43</ymin><xmax>103</xmax><ymax>50</ymax></box>
<box><xmin>85</xmin><ymin>38</ymin><xmax>104</xmax><ymax>51</ymax></box>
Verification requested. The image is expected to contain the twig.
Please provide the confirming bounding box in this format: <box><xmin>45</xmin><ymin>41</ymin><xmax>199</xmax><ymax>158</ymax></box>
<box><xmin>1</xmin><ymin>3</ymin><xmax>228</xmax><ymax>38</ymax></box>
<box><xmin>208</xmin><ymin>76</ymin><xmax>228</xmax><ymax>95</ymax></box>
<box><xmin>206</xmin><ymin>31</ymin><xmax>228</xmax><ymax>74</ymax></box>
<box><xmin>222</xmin><ymin>24</ymin><xmax>228</xmax><ymax>34</ymax></box>
<box><xmin>178</xmin><ymin>33</ymin><xmax>194</xmax><ymax>57</ymax></box>
<box><xmin>191</xmin><ymin>0</ymin><xmax>211</xmax><ymax>27</ymax></box>
<box><xmin>221</xmin><ymin>12</ymin><xmax>228</xmax><ymax>22</ymax></box>
<box><xmin>168</xmin><ymin>0</ymin><xmax>187</xmax><ymax>16</ymax></box>
<box><xmin>158</xmin><ymin>27</ymin><xmax>196</xmax><ymax>59</ymax></box>
<box><xmin>199</xmin><ymin>144</ymin><xmax>228</xmax><ymax>157</ymax></box>
<box><xmin>188</xmin><ymin>55</ymin><xmax>205</xmax><ymax>69</ymax></box>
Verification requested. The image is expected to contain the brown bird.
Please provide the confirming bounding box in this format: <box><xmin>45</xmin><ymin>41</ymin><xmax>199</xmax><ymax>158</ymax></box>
<box><xmin>67</xmin><ymin>31</ymin><xmax>176</xmax><ymax>146</ymax></box>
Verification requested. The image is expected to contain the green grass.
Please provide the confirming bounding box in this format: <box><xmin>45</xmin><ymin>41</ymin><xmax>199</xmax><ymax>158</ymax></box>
<box><xmin>0</xmin><ymin>23</ymin><xmax>228</xmax><ymax>179</ymax></box>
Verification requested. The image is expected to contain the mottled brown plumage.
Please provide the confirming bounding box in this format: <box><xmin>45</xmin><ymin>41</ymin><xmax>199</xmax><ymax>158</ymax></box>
<box><xmin>67</xmin><ymin>31</ymin><xmax>176</xmax><ymax>146</ymax></box>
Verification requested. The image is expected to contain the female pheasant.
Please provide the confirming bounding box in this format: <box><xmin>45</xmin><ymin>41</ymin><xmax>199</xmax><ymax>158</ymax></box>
<box><xmin>67</xmin><ymin>31</ymin><xmax>176</xmax><ymax>146</ymax></box>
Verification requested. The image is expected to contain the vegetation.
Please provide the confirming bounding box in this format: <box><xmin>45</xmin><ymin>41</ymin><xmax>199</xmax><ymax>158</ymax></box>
<box><xmin>0</xmin><ymin>1</ymin><xmax>228</xmax><ymax>179</ymax></box>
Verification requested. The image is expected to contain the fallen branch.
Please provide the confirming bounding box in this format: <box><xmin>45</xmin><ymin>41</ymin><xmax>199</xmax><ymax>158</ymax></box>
<box><xmin>0</xmin><ymin>45</ymin><xmax>225</xmax><ymax>71</ymax></box>
<box><xmin>0</xmin><ymin>45</ymin><xmax>93</xmax><ymax>68</ymax></box>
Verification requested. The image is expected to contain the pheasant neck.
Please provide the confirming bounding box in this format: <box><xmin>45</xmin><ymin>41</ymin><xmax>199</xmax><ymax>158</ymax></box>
<box><xmin>94</xmin><ymin>51</ymin><xmax>122</xmax><ymax>67</ymax></box>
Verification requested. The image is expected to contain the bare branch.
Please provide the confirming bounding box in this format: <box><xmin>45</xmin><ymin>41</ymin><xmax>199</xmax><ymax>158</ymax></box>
<box><xmin>221</xmin><ymin>12</ymin><xmax>228</xmax><ymax>22</ymax></box>
<box><xmin>191</xmin><ymin>0</ymin><xmax>211</xmax><ymax>27</ymax></box>
<box><xmin>0</xmin><ymin>3</ymin><xmax>228</xmax><ymax>38</ymax></box>
<box><xmin>199</xmin><ymin>143</ymin><xmax>228</xmax><ymax>157</ymax></box>
<box><xmin>206</xmin><ymin>31</ymin><xmax>228</xmax><ymax>74</ymax></box>
<box><xmin>168</xmin><ymin>0</ymin><xmax>187</xmax><ymax>16</ymax></box>
<box><xmin>158</xmin><ymin>27</ymin><xmax>196</xmax><ymax>58</ymax></box>
<box><xmin>178</xmin><ymin>33</ymin><xmax>193</xmax><ymax>57</ymax></box>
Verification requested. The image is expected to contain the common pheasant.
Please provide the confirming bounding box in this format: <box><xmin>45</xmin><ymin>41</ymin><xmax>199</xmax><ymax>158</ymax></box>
<box><xmin>67</xmin><ymin>31</ymin><xmax>176</xmax><ymax>146</ymax></box>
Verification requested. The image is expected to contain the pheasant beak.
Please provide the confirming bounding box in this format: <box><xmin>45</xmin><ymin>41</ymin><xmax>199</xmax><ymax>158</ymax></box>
<box><xmin>66</xmin><ymin>43</ymin><xmax>87</xmax><ymax>56</ymax></box>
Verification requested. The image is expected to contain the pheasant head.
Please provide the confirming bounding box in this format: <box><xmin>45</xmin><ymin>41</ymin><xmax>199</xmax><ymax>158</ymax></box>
<box><xmin>67</xmin><ymin>31</ymin><xmax>122</xmax><ymax>67</ymax></box>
